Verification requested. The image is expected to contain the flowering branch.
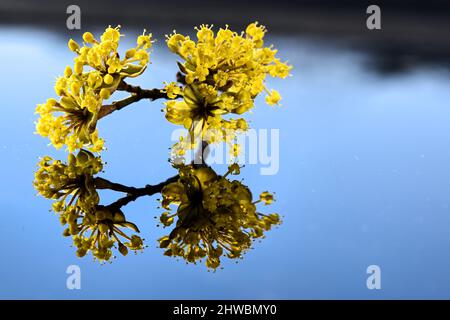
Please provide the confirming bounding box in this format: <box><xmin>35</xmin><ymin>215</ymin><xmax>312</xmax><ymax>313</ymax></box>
<box><xmin>98</xmin><ymin>81</ymin><xmax>171</xmax><ymax>119</ymax></box>
<box><xmin>34</xmin><ymin>24</ymin><xmax>289</xmax><ymax>266</ymax></box>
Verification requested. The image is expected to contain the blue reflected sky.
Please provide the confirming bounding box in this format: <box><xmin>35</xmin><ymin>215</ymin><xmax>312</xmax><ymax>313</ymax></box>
<box><xmin>1</xmin><ymin>27</ymin><xmax>450</xmax><ymax>299</ymax></box>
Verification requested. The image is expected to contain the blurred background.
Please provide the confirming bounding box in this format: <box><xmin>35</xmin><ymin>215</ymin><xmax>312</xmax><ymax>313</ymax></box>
<box><xmin>1</xmin><ymin>0</ymin><xmax>450</xmax><ymax>299</ymax></box>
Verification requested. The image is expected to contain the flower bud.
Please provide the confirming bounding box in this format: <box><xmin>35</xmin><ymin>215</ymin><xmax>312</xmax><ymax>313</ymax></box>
<box><xmin>99</xmin><ymin>88</ymin><xmax>111</xmax><ymax>100</ymax></box>
<box><xmin>259</xmin><ymin>191</ymin><xmax>274</xmax><ymax>205</ymax></box>
<box><xmin>130</xmin><ymin>235</ymin><xmax>143</xmax><ymax>249</ymax></box>
<box><xmin>70</xmin><ymin>82</ymin><xmax>81</xmax><ymax>95</ymax></box>
<box><xmin>103</xmin><ymin>74</ymin><xmax>114</xmax><ymax>85</ymax></box>
<box><xmin>46</xmin><ymin>98</ymin><xmax>57</xmax><ymax>106</ymax></box>
<box><xmin>68</xmin><ymin>39</ymin><xmax>79</xmax><ymax>52</ymax></box>
<box><xmin>82</xmin><ymin>32</ymin><xmax>95</xmax><ymax>43</ymax></box>
<box><xmin>159</xmin><ymin>236</ymin><xmax>171</xmax><ymax>248</ymax></box>
<box><xmin>76</xmin><ymin>248</ymin><xmax>87</xmax><ymax>257</ymax></box>
<box><xmin>206</xmin><ymin>257</ymin><xmax>220</xmax><ymax>269</ymax></box>
<box><xmin>74</xmin><ymin>60</ymin><xmax>83</xmax><ymax>74</ymax></box>
<box><xmin>118</xmin><ymin>243</ymin><xmax>128</xmax><ymax>256</ymax></box>
<box><xmin>125</xmin><ymin>48</ymin><xmax>136</xmax><ymax>59</ymax></box>
<box><xmin>64</xmin><ymin>66</ymin><xmax>73</xmax><ymax>78</ymax></box>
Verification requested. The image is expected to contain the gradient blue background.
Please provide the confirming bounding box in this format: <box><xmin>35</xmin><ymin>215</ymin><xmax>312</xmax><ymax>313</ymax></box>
<box><xmin>1</xmin><ymin>26</ymin><xmax>450</xmax><ymax>299</ymax></box>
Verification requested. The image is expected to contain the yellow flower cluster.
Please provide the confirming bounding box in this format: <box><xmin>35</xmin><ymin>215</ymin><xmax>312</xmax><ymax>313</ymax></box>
<box><xmin>33</xmin><ymin>149</ymin><xmax>143</xmax><ymax>261</ymax></box>
<box><xmin>35</xmin><ymin>26</ymin><xmax>152</xmax><ymax>152</ymax></box>
<box><xmin>69</xmin><ymin>206</ymin><xmax>144</xmax><ymax>261</ymax></box>
<box><xmin>164</xmin><ymin>23</ymin><xmax>291</xmax><ymax>157</ymax></box>
<box><xmin>158</xmin><ymin>164</ymin><xmax>281</xmax><ymax>269</ymax></box>
<box><xmin>34</xmin><ymin>149</ymin><xmax>102</xmax><ymax>212</ymax></box>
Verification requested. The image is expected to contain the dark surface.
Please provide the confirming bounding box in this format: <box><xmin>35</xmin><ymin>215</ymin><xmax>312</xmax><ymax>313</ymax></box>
<box><xmin>1</xmin><ymin>0</ymin><xmax>449</xmax><ymax>73</ymax></box>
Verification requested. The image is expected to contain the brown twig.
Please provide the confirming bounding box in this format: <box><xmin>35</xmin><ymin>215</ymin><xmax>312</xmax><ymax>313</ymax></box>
<box><xmin>94</xmin><ymin>177</ymin><xmax>138</xmax><ymax>193</ymax></box>
<box><xmin>97</xmin><ymin>80</ymin><xmax>172</xmax><ymax>119</ymax></box>
<box><xmin>94</xmin><ymin>175</ymin><xmax>180</xmax><ymax>210</ymax></box>
<box><xmin>94</xmin><ymin>74</ymin><xmax>196</xmax><ymax>211</ymax></box>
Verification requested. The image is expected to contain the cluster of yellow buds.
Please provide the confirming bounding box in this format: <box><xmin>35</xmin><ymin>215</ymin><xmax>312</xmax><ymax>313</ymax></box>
<box><xmin>164</xmin><ymin>23</ymin><xmax>291</xmax><ymax>157</ymax></box>
<box><xmin>33</xmin><ymin>149</ymin><xmax>143</xmax><ymax>261</ymax></box>
<box><xmin>35</xmin><ymin>26</ymin><xmax>153</xmax><ymax>152</ymax></box>
<box><xmin>69</xmin><ymin>206</ymin><xmax>144</xmax><ymax>261</ymax></box>
<box><xmin>33</xmin><ymin>149</ymin><xmax>102</xmax><ymax>212</ymax></box>
<box><xmin>158</xmin><ymin>164</ymin><xmax>281</xmax><ymax>270</ymax></box>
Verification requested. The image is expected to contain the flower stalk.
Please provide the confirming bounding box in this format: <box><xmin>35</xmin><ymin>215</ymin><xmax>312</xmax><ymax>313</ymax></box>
<box><xmin>98</xmin><ymin>81</ymin><xmax>179</xmax><ymax>119</ymax></box>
